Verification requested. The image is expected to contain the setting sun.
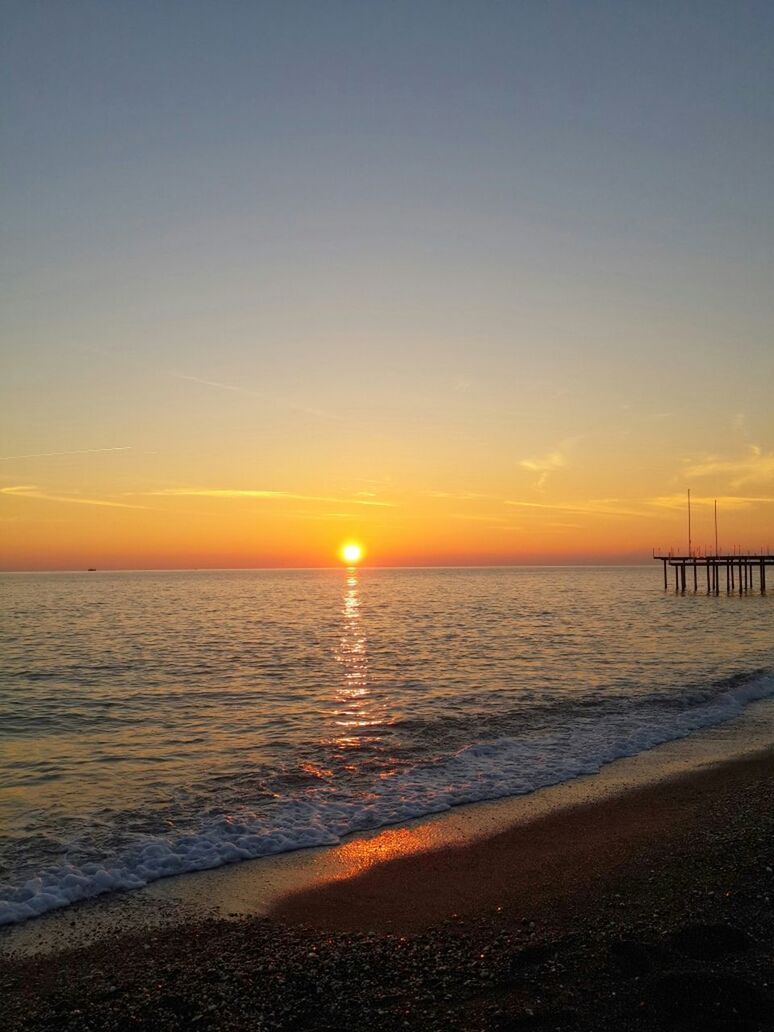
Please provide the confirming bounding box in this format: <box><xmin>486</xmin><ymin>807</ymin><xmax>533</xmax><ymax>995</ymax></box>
<box><xmin>340</xmin><ymin>542</ymin><xmax>364</xmax><ymax>565</ymax></box>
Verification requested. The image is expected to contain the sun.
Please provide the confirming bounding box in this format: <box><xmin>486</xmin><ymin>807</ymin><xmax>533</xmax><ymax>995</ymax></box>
<box><xmin>340</xmin><ymin>542</ymin><xmax>364</xmax><ymax>565</ymax></box>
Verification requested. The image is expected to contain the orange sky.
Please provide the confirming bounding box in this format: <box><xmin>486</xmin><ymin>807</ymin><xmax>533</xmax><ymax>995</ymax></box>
<box><xmin>2</xmin><ymin>452</ymin><xmax>773</xmax><ymax>570</ymax></box>
<box><xmin>2</xmin><ymin>5</ymin><xmax>772</xmax><ymax>570</ymax></box>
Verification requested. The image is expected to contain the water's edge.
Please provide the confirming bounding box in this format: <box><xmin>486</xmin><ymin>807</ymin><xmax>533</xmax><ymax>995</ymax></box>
<box><xmin>4</xmin><ymin>691</ymin><xmax>774</xmax><ymax>955</ymax></box>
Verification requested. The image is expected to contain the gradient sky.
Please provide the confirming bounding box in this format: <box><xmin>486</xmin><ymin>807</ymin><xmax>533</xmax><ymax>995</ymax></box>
<box><xmin>2</xmin><ymin>1</ymin><xmax>773</xmax><ymax>569</ymax></box>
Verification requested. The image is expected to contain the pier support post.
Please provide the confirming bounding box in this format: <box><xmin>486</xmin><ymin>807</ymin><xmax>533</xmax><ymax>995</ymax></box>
<box><xmin>655</xmin><ymin>555</ymin><xmax>772</xmax><ymax>597</ymax></box>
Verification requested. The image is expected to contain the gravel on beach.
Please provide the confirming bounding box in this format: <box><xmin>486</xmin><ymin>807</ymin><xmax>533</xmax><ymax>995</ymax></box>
<box><xmin>1</xmin><ymin>751</ymin><xmax>773</xmax><ymax>1032</ymax></box>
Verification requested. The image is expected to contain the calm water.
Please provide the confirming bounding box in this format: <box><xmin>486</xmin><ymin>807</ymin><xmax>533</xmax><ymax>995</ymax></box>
<box><xmin>1</xmin><ymin>566</ymin><xmax>773</xmax><ymax>924</ymax></box>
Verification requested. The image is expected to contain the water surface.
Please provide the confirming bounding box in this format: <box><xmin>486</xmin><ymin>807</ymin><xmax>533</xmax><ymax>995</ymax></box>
<box><xmin>1</xmin><ymin>566</ymin><xmax>772</xmax><ymax>924</ymax></box>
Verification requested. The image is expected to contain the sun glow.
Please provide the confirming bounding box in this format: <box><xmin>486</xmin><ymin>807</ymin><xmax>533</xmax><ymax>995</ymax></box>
<box><xmin>340</xmin><ymin>542</ymin><xmax>364</xmax><ymax>565</ymax></box>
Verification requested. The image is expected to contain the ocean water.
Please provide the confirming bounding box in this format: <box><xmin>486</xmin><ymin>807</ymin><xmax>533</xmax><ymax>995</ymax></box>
<box><xmin>1</xmin><ymin>566</ymin><xmax>773</xmax><ymax>925</ymax></box>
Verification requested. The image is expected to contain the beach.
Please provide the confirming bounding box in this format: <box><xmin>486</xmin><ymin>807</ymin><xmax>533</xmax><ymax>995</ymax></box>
<box><xmin>4</xmin><ymin>1</ymin><xmax>774</xmax><ymax>1027</ymax></box>
<box><xmin>2</xmin><ymin>714</ymin><xmax>773</xmax><ymax>1032</ymax></box>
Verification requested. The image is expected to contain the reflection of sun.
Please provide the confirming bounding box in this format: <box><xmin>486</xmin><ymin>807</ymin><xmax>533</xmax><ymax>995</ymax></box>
<box><xmin>340</xmin><ymin>542</ymin><xmax>364</xmax><ymax>565</ymax></box>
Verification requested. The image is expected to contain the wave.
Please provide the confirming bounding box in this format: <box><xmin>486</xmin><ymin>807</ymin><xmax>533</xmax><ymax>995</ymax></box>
<box><xmin>2</xmin><ymin>668</ymin><xmax>773</xmax><ymax>927</ymax></box>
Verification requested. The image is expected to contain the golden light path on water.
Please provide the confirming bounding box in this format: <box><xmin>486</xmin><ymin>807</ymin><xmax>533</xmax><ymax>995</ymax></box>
<box><xmin>330</xmin><ymin>569</ymin><xmax>386</xmax><ymax>763</ymax></box>
<box><xmin>322</xmin><ymin>567</ymin><xmax>438</xmax><ymax>877</ymax></box>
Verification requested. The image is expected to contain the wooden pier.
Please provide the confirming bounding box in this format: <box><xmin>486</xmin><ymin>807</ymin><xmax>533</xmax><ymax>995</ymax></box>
<box><xmin>654</xmin><ymin>553</ymin><xmax>772</xmax><ymax>594</ymax></box>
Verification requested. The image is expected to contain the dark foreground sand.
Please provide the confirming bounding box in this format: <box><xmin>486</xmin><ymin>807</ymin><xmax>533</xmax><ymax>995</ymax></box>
<box><xmin>1</xmin><ymin>749</ymin><xmax>773</xmax><ymax>1032</ymax></box>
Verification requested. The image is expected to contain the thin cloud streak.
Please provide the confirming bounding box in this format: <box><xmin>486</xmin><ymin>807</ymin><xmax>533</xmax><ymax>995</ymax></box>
<box><xmin>448</xmin><ymin>512</ymin><xmax>513</xmax><ymax>524</ymax></box>
<box><xmin>291</xmin><ymin>511</ymin><xmax>357</xmax><ymax>520</ymax></box>
<box><xmin>1</xmin><ymin>485</ymin><xmax>151</xmax><ymax>510</ymax></box>
<box><xmin>505</xmin><ymin>494</ymin><xmax>774</xmax><ymax>520</ymax></box>
<box><xmin>650</xmin><ymin>493</ymin><xmax>774</xmax><ymax>511</ymax></box>
<box><xmin>73</xmin><ymin>346</ymin><xmax>341</xmax><ymax>423</ymax></box>
<box><xmin>505</xmin><ymin>498</ymin><xmax>644</xmax><ymax>518</ymax></box>
<box><xmin>170</xmin><ymin>372</ymin><xmax>340</xmax><ymax>422</ymax></box>
<box><xmin>143</xmin><ymin>488</ymin><xmax>396</xmax><ymax>507</ymax></box>
<box><xmin>0</xmin><ymin>447</ymin><xmax>132</xmax><ymax>462</ymax></box>
<box><xmin>425</xmin><ymin>490</ymin><xmax>493</xmax><ymax>501</ymax></box>
<box><xmin>684</xmin><ymin>446</ymin><xmax>774</xmax><ymax>487</ymax></box>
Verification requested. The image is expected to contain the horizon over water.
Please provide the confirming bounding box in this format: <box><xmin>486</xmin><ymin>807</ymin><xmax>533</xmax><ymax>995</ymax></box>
<box><xmin>3</xmin><ymin>562</ymin><xmax>657</xmax><ymax>573</ymax></box>
<box><xmin>1</xmin><ymin>566</ymin><xmax>773</xmax><ymax>926</ymax></box>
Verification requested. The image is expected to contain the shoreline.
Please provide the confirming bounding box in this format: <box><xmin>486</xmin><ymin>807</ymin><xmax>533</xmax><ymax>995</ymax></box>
<box><xmin>2</xmin><ymin>696</ymin><xmax>774</xmax><ymax>960</ymax></box>
<box><xmin>2</xmin><ymin>716</ymin><xmax>773</xmax><ymax>1030</ymax></box>
<box><xmin>271</xmin><ymin>742</ymin><xmax>774</xmax><ymax>934</ymax></box>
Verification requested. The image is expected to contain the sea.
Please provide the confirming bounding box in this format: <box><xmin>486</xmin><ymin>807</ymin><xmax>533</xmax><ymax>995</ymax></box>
<box><xmin>1</xmin><ymin>566</ymin><xmax>773</xmax><ymax>926</ymax></box>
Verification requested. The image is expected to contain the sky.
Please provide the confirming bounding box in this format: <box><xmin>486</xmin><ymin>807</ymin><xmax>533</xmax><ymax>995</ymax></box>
<box><xmin>1</xmin><ymin>0</ymin><xmax>773</xmax><ymax>569</ymax></box>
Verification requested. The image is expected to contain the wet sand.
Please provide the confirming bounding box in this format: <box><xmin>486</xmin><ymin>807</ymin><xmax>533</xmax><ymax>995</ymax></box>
<box><xmin>270</xmin><ymin>744</ymin><xmax>774</xmax><ymax>934</ymax></box>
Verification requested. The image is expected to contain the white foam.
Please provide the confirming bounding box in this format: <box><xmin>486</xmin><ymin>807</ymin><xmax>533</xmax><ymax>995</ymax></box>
<box><xmin>2</xmin><ymin>671</ymin><xmax>773</xmax><ymax>926</ymax></box>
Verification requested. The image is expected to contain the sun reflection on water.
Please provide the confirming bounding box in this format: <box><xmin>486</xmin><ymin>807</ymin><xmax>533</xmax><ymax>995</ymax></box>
<box><xmin>327</xmin><ymin>570</ymin><xmax>389</xmax><ymax>763</ymax></box>
<box><xmin>337</xmin><ymin>573</ymin><xmax>368</xmax><ymax>707</ymax></box>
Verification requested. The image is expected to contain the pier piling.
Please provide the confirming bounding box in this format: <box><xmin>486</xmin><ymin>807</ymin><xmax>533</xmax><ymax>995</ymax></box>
<box><xmin>654</xmin><ymin>553</ymin><xmax>773</xmax><ymax>596</ymax></box>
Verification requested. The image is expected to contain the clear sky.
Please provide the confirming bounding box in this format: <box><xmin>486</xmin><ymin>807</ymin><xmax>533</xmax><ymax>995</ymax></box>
<box><xmin>1</xmin><ymin>1</ymin><xmax>773</xmax><ymax>569</ymax></box>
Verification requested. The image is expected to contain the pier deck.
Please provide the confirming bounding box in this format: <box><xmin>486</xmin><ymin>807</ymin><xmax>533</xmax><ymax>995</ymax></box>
<box><xmin>654</xmin><ymin>554</ymin><xmax>772</xmax><ymax>593</ymax></box>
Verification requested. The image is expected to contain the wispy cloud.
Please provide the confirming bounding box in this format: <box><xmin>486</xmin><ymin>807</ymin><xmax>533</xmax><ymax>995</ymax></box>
<box><xmin>141</xmin><ymin>488</ymin><xmax>395</xmax><ymax>507</ymax></box>
<box><xmin>0</xmin><ymin>485</ymin><xmax>150</xmax><ymax>509</ymax></box>
<box><xmin>684</xmin><ymin>446</ymin><xmax>774</xmax><ymax>488</ymax></box>
<box><xmin>521</xmin><ymin>450</ymin><xmax>564</xmax><ymax>475</ymax></box>
<box><xmin>504</xmin><ymin>493</ymin><xmax>774</xmax><ymax>521</ymax></box>
<box><xmin>291</xmin><ymin>511</ymin><xmax>357</xmax><ymax>521</ymax></box>
<box><xmin>0</xmin><ymin>514</ymin><xmax>70</xmax><ymax>524</ymax></box>
<box><xmin>520</xmin><ymin>436</ymin><xmax>586</xmax><ymax>489</ymax></box>
<box><xmin>170</xmin><ymin>372</ymin><xmax>339</xmax><ymax>421</ymax></box>
<box><xmin>425</xmin><ymin>490</ymin><xmax>493</xmax><ymax>501</ymax></box>
<box><xmin>649</xmin><ymin>493</ymin><xmax>774</xmax><ymax>511</ymax></box>
<box><xmin>75</xmin><ymin>345</ymin><xmax>342</xmax><ymax>423</ymax></box>
<box><xmin>448</xmin><ymin>512</ymin><xmax>513</xmax><ymax>524</ymax></box>
<box><xmin>505</xmin><ymin>498</ymin><xmax>644</xmax><ymax>518</ymax></box>
<box><xmin>0</xmin><ymin>447</ymin><xmax>132</xmax><ymax>462</ymax></box>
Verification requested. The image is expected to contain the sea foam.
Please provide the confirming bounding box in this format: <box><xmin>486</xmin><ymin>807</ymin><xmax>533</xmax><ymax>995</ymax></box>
<box><xmin>1</xmin><ymin>670</ymin><xmax>773</xmax><ymax>926</ymax></box>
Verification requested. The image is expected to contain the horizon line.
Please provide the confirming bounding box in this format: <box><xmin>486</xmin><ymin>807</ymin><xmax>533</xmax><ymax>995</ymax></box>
<box><xmin>0</xmin><ymin>561</ymin><xmax>657</xmax><ymax>574</ymax></box>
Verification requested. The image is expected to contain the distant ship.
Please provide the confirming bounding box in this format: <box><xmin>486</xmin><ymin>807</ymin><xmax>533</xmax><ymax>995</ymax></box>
<box><xmin>87</xmin><ymin>568</ymin><xmax>97</xmax><ymax>572</ymax></box>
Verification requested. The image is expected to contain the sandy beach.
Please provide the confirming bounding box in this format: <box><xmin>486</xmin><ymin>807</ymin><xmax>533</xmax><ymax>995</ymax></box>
<box><xmin>2</xmin><ymin>713</ymin><xmax>773</xmax><ymax>1032</ymax></box>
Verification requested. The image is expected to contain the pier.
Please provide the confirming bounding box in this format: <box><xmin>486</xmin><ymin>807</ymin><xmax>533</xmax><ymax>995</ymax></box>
<box><xmin>654</xmin><ymin>553</ymin><xmax>772</xmax><ymax>594</ymax></box>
